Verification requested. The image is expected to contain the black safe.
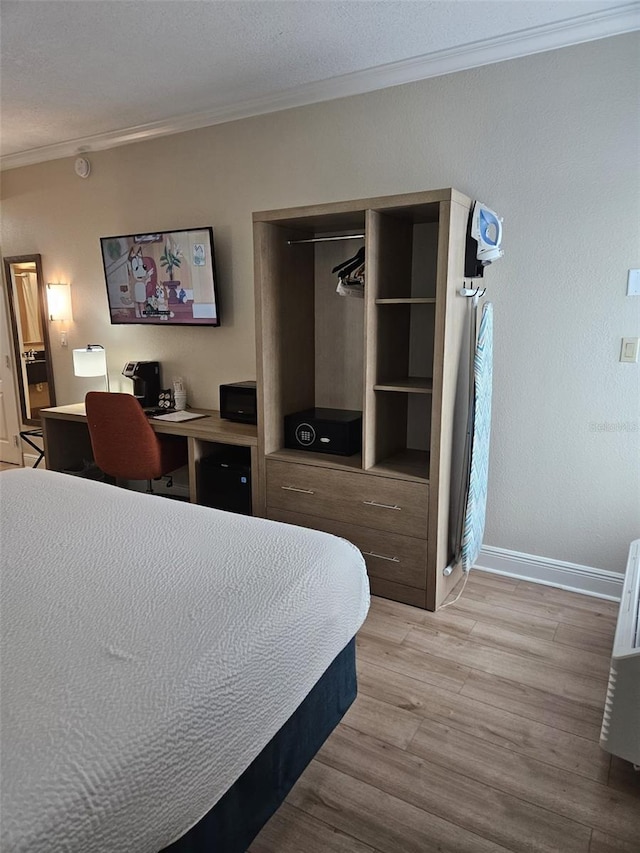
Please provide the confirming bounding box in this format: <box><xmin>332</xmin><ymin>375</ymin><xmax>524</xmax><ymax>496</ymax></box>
<box><xmin>284</xmin><ymin>407</ymin><xmax>362</xmax><ymax>456</ymax></box>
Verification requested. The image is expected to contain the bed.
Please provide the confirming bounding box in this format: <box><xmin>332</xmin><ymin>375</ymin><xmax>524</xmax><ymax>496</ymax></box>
<box><xmin>0</xmin><ymin>468</ymin><xmax>369</xmax><ymax>853</ymax></box>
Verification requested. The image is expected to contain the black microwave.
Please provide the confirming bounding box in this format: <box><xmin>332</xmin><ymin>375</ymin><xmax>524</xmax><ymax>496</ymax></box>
<box><xmin>220</xmin><ymin>381</ymin><xmax>257</xmax><ymax>424</ymax></box>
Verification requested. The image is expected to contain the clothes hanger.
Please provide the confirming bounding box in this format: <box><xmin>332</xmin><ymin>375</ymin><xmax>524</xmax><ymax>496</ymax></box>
<box><xmin>331</xmin><ymin>246</ymin><xmax>365</xmax><ymax>276</ymax></box>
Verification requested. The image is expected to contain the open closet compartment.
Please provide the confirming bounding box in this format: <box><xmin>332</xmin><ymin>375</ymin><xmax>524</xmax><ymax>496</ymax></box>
<box><xmin>254</xmin><ymin>189</ymin><xmax>472</xmax><ymax>610</ymax></box>
<box><xmin>254</xmin><ymin>208</ymin><xmax>366</xmax><ymax>471</ymax></box>
<box><xmin>364</xmin><ymin>206</ymin><xmax>439</xmax><ymax>482</ymax></box>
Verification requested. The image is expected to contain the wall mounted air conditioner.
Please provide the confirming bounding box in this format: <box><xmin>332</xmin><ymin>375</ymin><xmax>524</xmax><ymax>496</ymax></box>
<box><xmin>600</xmin><ymin>539</ymin><xmax>640</xmax><ymax>768</ymax></box>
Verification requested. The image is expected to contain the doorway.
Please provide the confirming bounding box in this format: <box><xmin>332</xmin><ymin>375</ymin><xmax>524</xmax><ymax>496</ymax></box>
<box><xmin>0</xmin><ymin>271</ymin><xmax>22</xmax><ymax>464</ymax></box>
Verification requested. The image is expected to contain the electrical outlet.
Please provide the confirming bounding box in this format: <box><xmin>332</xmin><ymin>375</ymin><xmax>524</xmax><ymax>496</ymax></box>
<box><xmin>620</xmin><ymin>337</ymin><xmax>639</xmax><ymax>363</ymax></box>
<box><xmin>60</xmin><ymin>331</ymin><xmax>68</xmax><ymax>347</ymax></box>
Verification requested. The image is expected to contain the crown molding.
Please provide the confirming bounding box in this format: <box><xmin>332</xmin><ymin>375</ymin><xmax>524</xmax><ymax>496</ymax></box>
<box><xmin>2</xmin><ymin>3</ymin><xmax>638</xmax><ymax>171</ymax></box>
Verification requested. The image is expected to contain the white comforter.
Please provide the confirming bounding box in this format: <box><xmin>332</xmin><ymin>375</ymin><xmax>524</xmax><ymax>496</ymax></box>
<box><xmin>0</xmin><ymin>469</ymin><xmax>369</xmax><ymax>853</ymax></box>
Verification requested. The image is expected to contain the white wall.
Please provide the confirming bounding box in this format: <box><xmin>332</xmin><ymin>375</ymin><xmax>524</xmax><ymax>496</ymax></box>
<box><xmin>2</xmin><ymin>34</ymin><xmax>638</xmax><ymax>573</ymax></box>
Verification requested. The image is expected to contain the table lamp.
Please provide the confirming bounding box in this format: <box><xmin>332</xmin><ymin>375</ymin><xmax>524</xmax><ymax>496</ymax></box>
<box><xmin>73</xmin><ymin>344</ymin><xmax>110</xmax><ymax>391</ymax></box>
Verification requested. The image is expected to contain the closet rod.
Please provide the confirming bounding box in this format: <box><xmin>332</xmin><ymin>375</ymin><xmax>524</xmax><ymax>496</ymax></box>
<box><xmin>288</xmin><ymin>234</ymin><xmax>365</xmax><ymax>245</ymax></box>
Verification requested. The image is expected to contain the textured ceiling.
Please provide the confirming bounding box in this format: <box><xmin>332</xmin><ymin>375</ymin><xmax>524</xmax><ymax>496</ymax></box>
<box><xmin>0</xmin><ymin>0</ymin><xmax>633</xmax><ymax>162</ymax></box>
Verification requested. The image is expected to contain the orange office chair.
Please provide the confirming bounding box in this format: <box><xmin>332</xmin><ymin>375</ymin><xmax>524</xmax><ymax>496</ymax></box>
<box><xmin>85</xmin><ymin>392</ymin><xmax>188</xmax><ymax>493</ymax></box>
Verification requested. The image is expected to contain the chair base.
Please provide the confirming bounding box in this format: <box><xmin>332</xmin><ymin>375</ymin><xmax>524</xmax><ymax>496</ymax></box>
<box><xmin>106</xmin><ymin>475</ymin><xmax>180</xmax><ymax>497</ymax></box>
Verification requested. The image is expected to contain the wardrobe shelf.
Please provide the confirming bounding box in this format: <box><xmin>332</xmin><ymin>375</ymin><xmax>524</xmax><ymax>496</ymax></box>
<box><xmin>267</xmin><ymin>448</ymin><xmax>363</xmax><ymax>472</ymax></box>
<box><xmin>368</xmin><ymin>450</ymin><xmax>430</xmax><ymax>483</ymax></box>
<box><xmin>375</xmin><ymin>298</ymin><xmax>436</xmax><ymax>304</ymax></box>
<box><xmin>374</xmin><ymin>377</ymin><xmax>433</xmax><ymax>394</ymax></box>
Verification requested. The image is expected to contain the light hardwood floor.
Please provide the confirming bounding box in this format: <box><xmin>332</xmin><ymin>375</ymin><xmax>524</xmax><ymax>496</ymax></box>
<box><xmin>250</xmin><ymin>572</ymin><xmax>639</xmax><ymax>853</ymax></box>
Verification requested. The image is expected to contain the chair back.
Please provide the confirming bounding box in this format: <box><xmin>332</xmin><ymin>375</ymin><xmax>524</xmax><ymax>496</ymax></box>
<box><xmin>85</xmin><ymin>392</ymin><xmax>165</xmax><ymax>481</ymax></box>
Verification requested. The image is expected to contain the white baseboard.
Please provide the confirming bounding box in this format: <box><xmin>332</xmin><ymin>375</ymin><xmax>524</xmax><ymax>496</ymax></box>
<box><xmin>474</xmin><ymin>545</ymin><xmax>624</xmax><ymax>602</ymax></box>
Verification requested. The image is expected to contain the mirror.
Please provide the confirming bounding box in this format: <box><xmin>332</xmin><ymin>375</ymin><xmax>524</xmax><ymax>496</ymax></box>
<box><xmin>3</xmin><ymin>254</ymin><xmax>56</xmax><ymax>425</ymax></box>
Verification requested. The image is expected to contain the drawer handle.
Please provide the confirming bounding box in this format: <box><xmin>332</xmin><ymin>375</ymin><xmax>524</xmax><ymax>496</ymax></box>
<box><xmin>281</xmin><ymin>485</ymin><xmax>315</xmax><ymax>495</ymax></box>
<box><xmin>363</xmin><ymin>551</ymin><xmax>400</xmax><ymax>563</ymax></box>
<box><xmin>363</xmin><ymin>500</ymin><xmax>401</xmax><ymax>511</ymax></box>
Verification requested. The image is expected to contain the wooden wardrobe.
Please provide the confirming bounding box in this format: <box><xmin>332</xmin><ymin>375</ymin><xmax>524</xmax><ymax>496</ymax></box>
<box><xmin>253</xmin><ymin>188</ymin><xmax>473</xmax><ymax>610</ymax></box>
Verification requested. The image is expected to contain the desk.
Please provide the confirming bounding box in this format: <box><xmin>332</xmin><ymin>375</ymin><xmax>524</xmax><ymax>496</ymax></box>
<box><xmin>40</xmin><ymin>404</ymin><xmax>263</xmax><ymax>515</ymax></box>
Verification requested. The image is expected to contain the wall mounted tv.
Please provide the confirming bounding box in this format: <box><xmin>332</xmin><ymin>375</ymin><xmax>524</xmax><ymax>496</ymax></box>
<box><xmin>100</xmin><ymin>227</ymin><xmax>220</xmax><ymax>326</ymax></box>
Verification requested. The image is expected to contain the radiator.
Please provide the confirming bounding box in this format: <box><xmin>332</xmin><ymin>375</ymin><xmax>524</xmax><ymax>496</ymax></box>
<box><xmin>600</xmin><ymin>539</ymin><xmax>640</xmax><ymax>768</ymax></box>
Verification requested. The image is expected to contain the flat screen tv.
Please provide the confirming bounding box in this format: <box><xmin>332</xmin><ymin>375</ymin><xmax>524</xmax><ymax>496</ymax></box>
<box><xmin>100</xmin><ymin>227</ymin><xmax>220</xmax><ymax>326</ymax></box>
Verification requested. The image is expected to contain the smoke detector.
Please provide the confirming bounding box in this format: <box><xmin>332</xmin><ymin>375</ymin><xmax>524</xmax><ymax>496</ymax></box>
<box><xmin>74</xmin><ymin>157</ymin><xmax>91</xmax><ymax>179</ymax></box>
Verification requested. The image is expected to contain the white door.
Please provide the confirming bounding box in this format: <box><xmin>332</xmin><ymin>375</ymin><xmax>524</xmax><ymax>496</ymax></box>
<box><xmin>0</xmin><ymin>289</ymin><xmax>23</xmax><ymax>464</ymax></box>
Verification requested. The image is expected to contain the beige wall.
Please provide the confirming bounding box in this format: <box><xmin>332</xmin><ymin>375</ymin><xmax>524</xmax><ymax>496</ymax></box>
<box><xmin>2</xmin><ymin>34</ymin><xmax>638</xmax><ymax>572</ymax></box>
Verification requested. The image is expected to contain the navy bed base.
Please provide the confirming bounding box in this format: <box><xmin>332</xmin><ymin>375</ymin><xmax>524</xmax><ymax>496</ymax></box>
<box><xmin>161</xmin><ymin>637</ymin><xmax>357</xmax><ymax>853</ymax></box>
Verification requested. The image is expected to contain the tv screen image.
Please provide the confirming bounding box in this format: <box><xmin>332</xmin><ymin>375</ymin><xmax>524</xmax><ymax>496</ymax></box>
<box><xmin>100</xmin><ymin>227</ymin><xmax>220</xmax><ymax>326</ymax></box>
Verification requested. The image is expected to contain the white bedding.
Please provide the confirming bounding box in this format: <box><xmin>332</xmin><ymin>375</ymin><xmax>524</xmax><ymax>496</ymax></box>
<box><xmin>0</xmin><ymin>469</ymin><xmax>369</xmax><ymax>853</ymax></box>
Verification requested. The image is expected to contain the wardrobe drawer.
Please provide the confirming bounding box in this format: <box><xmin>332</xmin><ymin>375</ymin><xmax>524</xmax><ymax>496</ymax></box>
<box><xmin>266</xmin><ymin>459</ymin><xmax>428</xmax><ymax>538</ymax></box>
<box><xmin>368</xmin><ymin>576</ymin><xmax>427</xmax><ymax>609</ymax></box>
<box><xmin>268</xmin><ymin>509</ymin><xmax>428</xmax><ymax>589</ymax></box>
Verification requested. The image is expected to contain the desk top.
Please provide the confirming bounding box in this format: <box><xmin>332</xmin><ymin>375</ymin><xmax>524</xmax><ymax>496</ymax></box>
<box><xmin>40</xmin><ymin>403</ymin><xmax>258</xmax><ymax>447</ymax></box>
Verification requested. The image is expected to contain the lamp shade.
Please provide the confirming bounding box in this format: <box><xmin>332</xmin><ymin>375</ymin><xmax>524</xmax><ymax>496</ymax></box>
<box><xmin>73</xmin><ymin>346</ymin><xmax>107</xmax><ymax>378</ymax></box>
<box><xmin>47</xmin><ymin>283</ymin><xmax>72</xmax><ymax>322</ymax></box>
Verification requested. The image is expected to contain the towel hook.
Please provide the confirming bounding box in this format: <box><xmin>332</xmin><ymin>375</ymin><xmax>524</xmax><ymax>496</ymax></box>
<box><xmin>459</xmin><ymin>285</ymin><xmax>486</xmax><ymax>298</ymax></box>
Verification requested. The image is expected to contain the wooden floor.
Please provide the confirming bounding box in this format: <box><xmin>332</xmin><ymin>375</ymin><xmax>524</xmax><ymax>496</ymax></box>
<box><xmin>250</xmin><ymin>572</ymin><xmax>639</xmax><ymax>853</ymax></box>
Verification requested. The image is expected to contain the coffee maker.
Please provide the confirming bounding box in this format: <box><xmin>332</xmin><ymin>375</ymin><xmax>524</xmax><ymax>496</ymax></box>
<box><xmin>122</xmin><ymin>361</ymin><xmax>161</xmax><ymax>407</ymax></box>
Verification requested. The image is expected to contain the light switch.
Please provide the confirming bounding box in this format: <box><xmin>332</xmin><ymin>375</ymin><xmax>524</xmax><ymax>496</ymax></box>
<box><xmin>60</xmin><ymin>331</ymin><xmax>68</xmax><ymax>347</ymax></box>
<box><xmin>627</xmin><ymin>270</ymin><xmax>640</xmax><ymax>296</ymax></box>
<box><xmin>620</xmin><ymin>337</ymin><xmax>639</xmax><ymax>363</ymax></box>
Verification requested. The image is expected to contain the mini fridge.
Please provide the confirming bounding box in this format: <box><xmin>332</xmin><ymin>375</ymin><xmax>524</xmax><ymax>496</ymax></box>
<box><xmin>197</xmin><ymin>446</ymin><xmax>252</xmax><ymax>516</ymax></box>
